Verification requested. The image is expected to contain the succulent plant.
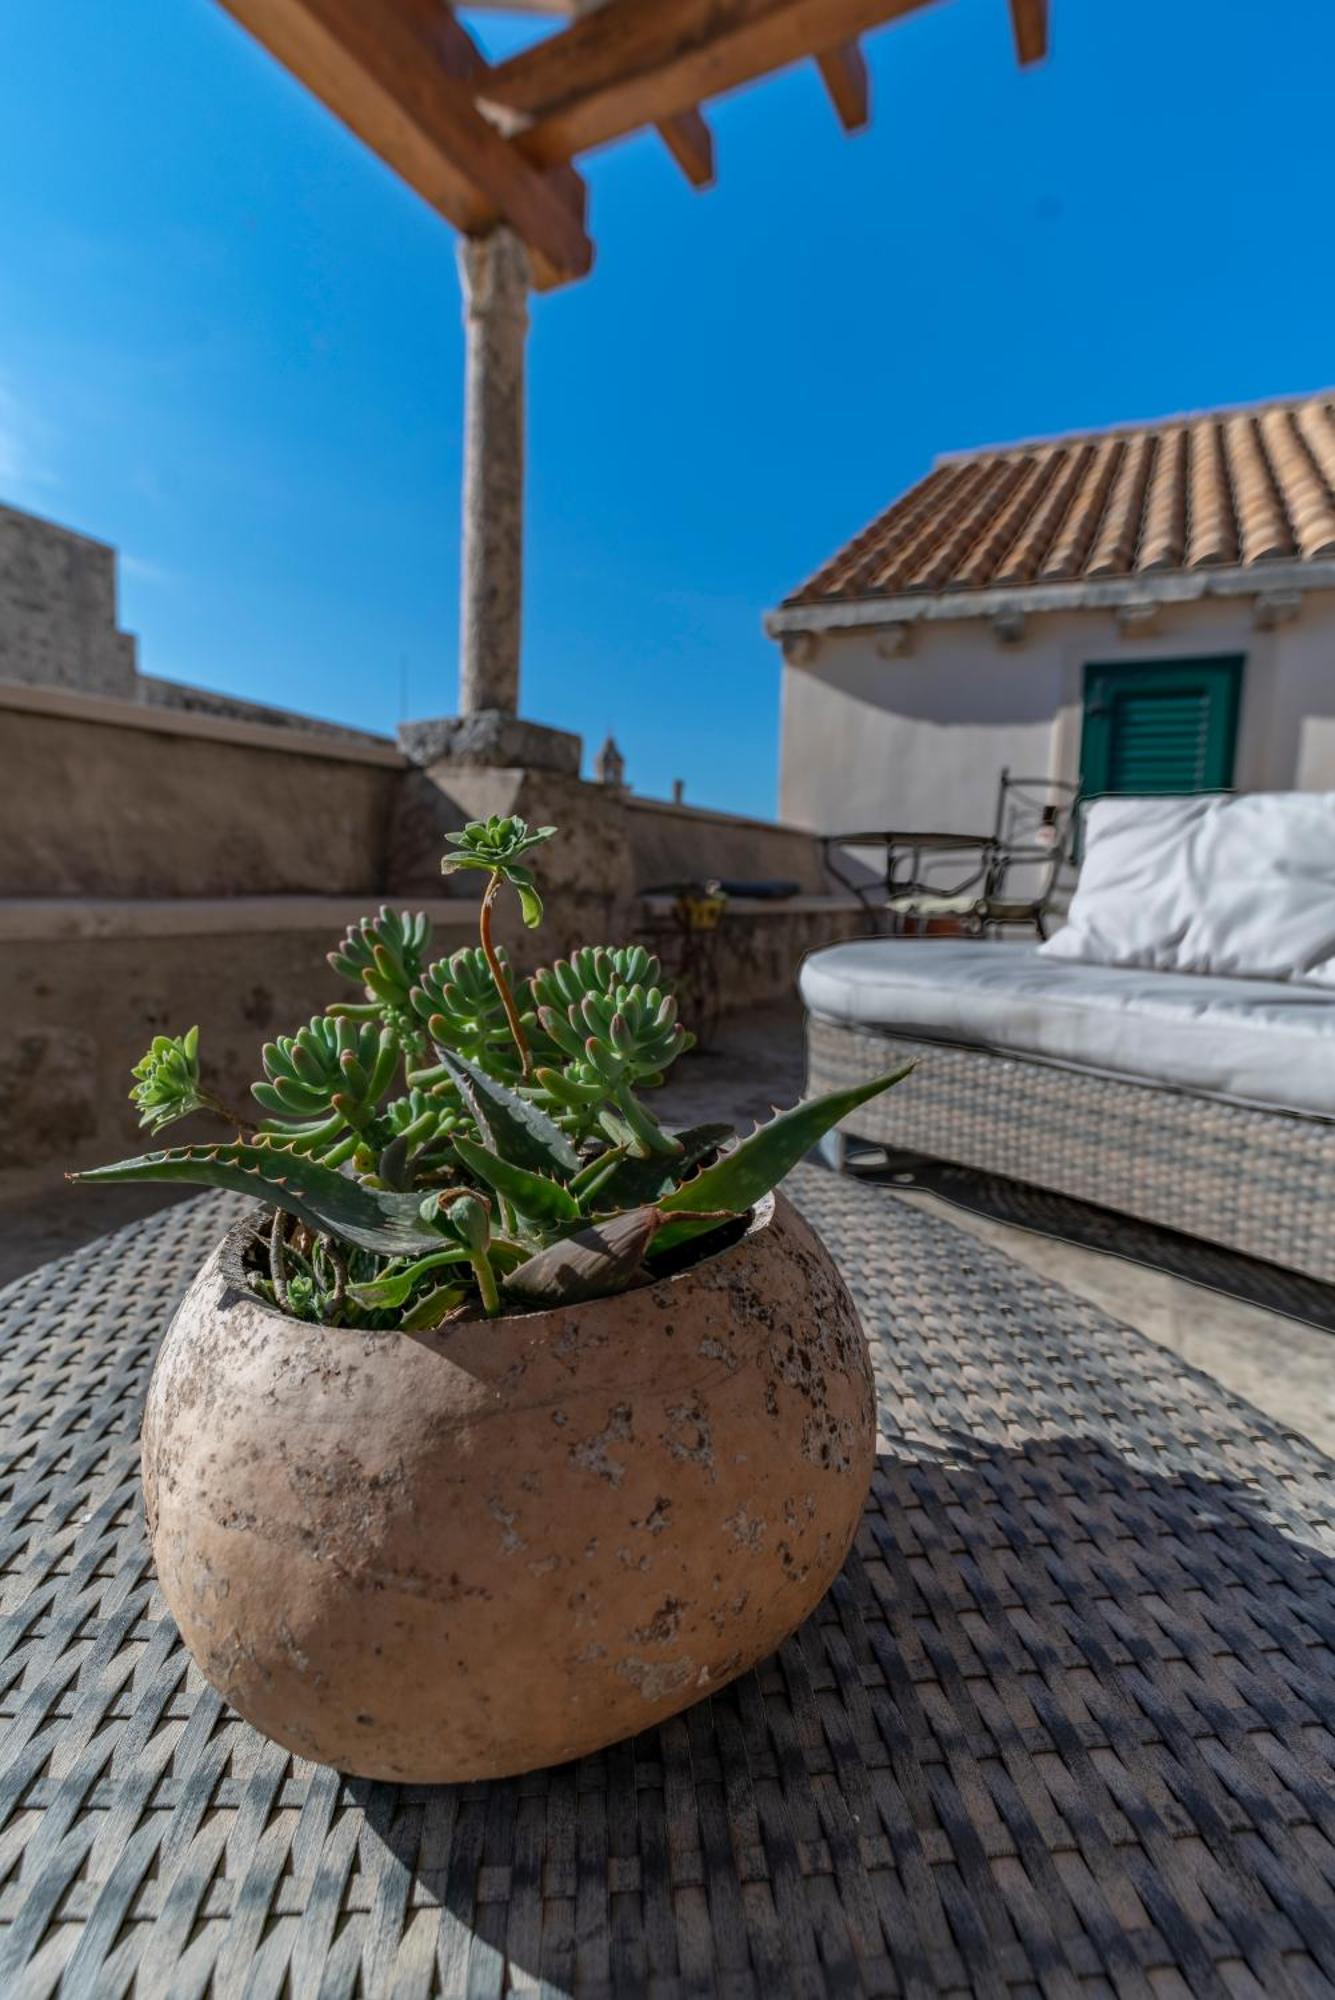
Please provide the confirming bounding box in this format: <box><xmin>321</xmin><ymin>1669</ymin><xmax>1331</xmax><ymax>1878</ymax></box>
<box><xmin>74</xmin><ymin>819</ymin><xmax>911</xmax><ymax>1332</ymax></box>
<box><xmin>410</xmin><ymin>944</ymin><xmax>529</xmax><ymax>1080</ymax></box>
<box><xmin>529</xmin><ymin>946</ymin><xmax>692</xmax><ymax>1155</ymax></box>
<box><xmin>439</xmin><ymin>814</ymin><xmax>555</xmax><ymax>1077</ymax></box>
<box><xmin>327</xmin><ymin>906</ymin><xmax>432</xmax><ymax>1012</ymax></box>
<box><xmin>129</xmin><ymin>1027</ymin><xmax>248</xmax><ymax>1135</ymax></box>
<box><xmin>439</xmin><ymin>815</ymin><xmax>555</xmax><ymax>929</ymax></box>
<box><xmin>129</xmin><ymin>1028</ymin><xmax>208</xmax><ymax>1135</ymax></box>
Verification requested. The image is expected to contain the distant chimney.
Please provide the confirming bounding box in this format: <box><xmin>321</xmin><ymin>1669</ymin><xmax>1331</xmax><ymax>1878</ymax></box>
<box><xmin>594</xmin><ymin>734</ymin><xmax>626</xmax><ymax>788</ymax></box>
<box><xmin>672</xmin><ymin>779</ymin><xmax>685</xmax><ymax>805</ymax></box>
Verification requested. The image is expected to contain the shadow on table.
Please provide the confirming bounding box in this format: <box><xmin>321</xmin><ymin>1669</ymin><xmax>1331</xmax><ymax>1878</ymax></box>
<box><xmin>342</xmin><ymin>1432</ymin><xmax>1335</xmax><ymax>1995</ymax></box>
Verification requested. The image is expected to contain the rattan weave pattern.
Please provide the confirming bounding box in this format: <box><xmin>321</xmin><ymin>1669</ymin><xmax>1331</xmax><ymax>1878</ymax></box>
<box><xmin>808</xmin><ymin>1013</ymin><xmax>1335</xmax><ymax>1283</ymax></box>
<box><xmin>2</xmin><ymin>1175</ymin><xmax>1335</xmax><ymax>1997</ymax></box>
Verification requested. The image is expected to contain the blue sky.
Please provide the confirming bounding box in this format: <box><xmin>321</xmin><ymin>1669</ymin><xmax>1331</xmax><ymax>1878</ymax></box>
<box><xmin>1</xmin><ymin>2</ymin><xmax>1331</xmax><ymax>818</ymax></box>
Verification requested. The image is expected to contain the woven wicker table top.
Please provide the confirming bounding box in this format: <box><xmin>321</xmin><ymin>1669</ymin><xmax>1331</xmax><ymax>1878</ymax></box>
<box><xmin>3</xmin><ymin>1168</ymin><xmax>1335</xmax><ymax>1999</ymax></box>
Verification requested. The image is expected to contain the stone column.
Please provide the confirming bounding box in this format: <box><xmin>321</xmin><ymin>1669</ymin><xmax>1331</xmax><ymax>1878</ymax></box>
<box><xmin>457</xmin><ymin>226</ymin><xmax>529</xmax><ymax>717</ymax></box>
<box><xmin>397</xmin><ymin>226</ymin><xmax>581</xmax><ymax>776</ymax></box>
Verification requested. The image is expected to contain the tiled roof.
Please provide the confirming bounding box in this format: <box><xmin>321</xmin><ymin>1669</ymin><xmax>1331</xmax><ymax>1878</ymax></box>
<box><xmin>785</xmin><ymin>389</ymin><xmax>1335</xmax><ymax>609</ymax></box>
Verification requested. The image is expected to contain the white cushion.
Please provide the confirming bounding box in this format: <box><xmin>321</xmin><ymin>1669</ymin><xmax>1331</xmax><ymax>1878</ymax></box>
<box><xmin>800</xmin><ymin>938</ymin><xmax>1335</xmax><ymax>1119</ymax></box>
<box><xmin>1040</xmin><ymin>791</ymin><xmax>1335</xmax><ymax>984</ymax></box>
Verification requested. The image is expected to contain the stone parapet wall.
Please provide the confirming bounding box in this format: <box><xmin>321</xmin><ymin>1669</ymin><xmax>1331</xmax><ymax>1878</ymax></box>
<box><xmin>0</xmin><ymin>685</ymin><xmax>402</xmax><ymax>899</ymax></box>
<box><xmin>0</xmin><ymin>898</ymin><xmax>474</xmax><ymax>1199</ymax></box>
<box><xmin>627</xmin><ymin>795</ymin><xmax>835</xmax><ymax>894</ymax></box>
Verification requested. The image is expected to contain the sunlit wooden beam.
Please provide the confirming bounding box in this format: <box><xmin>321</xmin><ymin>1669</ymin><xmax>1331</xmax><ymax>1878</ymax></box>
<box><xmin>1008</xmin><ymin>0</ymin><xmax>1048</xmax><ymax>65</ymax></box>
<box><xmin>655</xmin><ymin>108</ymin><xmax>715</xmax><ymax>187</ymax></box>
<box><xmin>214</xmin><ymin>0</ymin><xmax>593</xmax><ymax>285</ymax></box>
<box><xmin>482</xmin><ymin>0</ymin><xmax>939</xmax><ymax>164</ymax></box>
<box><xmin>816</xmin><ymin>42</ymin><xmax>869</xmax><ymax>130</ymax></box>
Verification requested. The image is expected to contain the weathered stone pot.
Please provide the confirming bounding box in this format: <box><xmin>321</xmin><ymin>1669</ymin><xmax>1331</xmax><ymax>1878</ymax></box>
<box><xmin>142</xmin><ymin>1190</ymin><xmax>875</xmax><ymax>1782</ymax></box>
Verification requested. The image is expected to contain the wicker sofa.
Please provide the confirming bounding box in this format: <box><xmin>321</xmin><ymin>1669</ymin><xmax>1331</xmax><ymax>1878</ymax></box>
<box><xmin>802</xmin><ymin>793</ymin><xmax>1335</xmax><ymax>1282</ymax></box>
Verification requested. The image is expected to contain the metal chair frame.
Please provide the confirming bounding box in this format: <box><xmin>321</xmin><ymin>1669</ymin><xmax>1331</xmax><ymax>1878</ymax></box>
<box><xmin>821</xmin><ymin>770</ymin><xmax>1080</xmax><ymax>939</ymax></box>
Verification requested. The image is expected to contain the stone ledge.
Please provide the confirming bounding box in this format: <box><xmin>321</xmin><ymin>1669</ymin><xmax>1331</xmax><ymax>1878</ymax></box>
<box><xmin>0</xmin><ymin>682</ymin><xmax>405</xmax><ymax>767</ymax></box>
<box><xmin>398</xmin><ymin>710</ymin><xmax>582</xmax><ymax>777</ymax></box>
<box><xmin>0</xmin><ymin>897</ymin><xmax>476</xmax><ymax>943</ymax></box>
<box><xmin>639</xmin><ymin>893</ymin><xmax>865</xmax><ymax>918</ymax></box>
<box><xmin>627</xmin><ymin>795</ymin><xmax>819</xmax><ymax>837</ymax></box>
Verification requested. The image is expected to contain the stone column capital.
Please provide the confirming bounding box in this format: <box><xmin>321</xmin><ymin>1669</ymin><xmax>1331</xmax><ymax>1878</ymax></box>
<box><xmin>458</xmin><ymin>227</ymin><xmax>531</xmax><ymax>328</ymax></box>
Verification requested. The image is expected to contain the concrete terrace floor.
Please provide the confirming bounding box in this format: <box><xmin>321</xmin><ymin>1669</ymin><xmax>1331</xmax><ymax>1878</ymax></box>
<box><xmin>5</xmin><ymin>1001</ymin><xmax>1332</xmax><ymax>1458</ymax></box>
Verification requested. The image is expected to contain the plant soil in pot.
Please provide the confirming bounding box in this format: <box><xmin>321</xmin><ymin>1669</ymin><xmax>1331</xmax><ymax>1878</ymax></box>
<box><xmin>141</xmin><ymin>1188</ymin><xmax>873</xmax><ymax>1781</ymax></box>
<box><xmin>75</xmin><ymin>816</ymin><xmax>908</xmax><ymax>1779</ymax></box>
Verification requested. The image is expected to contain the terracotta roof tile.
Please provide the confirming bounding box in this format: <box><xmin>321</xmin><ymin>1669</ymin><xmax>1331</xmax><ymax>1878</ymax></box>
<box><xmin>1138</xmin><ymin>427</ymin><xmax>1187</xmax><ymax>571</ymax></box>
<box><xmin>784</xmin><ymin>389</ymin><xmax>1335</xmax><ymax>608</ymax></box>
<box><xmin>1184</xmin><ymin>419</ymin><xmax>1236</xmax><ymax>568</ymax></box>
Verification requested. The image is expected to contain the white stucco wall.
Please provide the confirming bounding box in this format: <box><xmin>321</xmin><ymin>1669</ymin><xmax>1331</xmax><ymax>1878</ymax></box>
<box><xmin>778</xmin><ymin>591</ymin><xmax>1335</xmax><ymax>832</ymax></box>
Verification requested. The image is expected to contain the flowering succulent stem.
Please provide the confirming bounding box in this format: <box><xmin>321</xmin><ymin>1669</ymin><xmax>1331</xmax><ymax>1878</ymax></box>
<box><xmin>202</xmin><ymin>1088</ymin><xmax>254</xmax><ymax>1133</ymax></box>
<box><xmin>480</xmin><ymin>871</ymin><xmax>533</xmax><ymax>1078</ymax></box>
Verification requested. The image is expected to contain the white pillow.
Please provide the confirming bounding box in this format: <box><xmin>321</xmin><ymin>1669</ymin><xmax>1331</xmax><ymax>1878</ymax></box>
<box><xmin>1040</xmin><ymin>791</ymin><xmax>1335</xmax><ymax>985</ymax></box>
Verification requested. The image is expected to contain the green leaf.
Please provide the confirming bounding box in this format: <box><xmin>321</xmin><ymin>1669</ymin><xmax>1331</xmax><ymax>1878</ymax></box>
<box><xmin>503</xmin><ymin>1206</ymin><xmax>660</xmax><ymax>1307</ymax></box>
<box><xmin>651</xmin><ymin>1066</ymin><xmax>914</xmax><ymax>1255</ymax></box>
<box><xmin>349</xmin><ymin>1248</ymin><xmax>470</xmax><ymax>1310</ymax></box>
<box><xmin>567</xmin><ymin>1144</ymin><xmax>629</xmax><ymax>1204</ymax></box>
<box><xmin>434</xmin><ymin>1048</ymin><xmax>580</xmax><ymax>1179</ymax></box>
<box><xmin>70</xmin><ymin>1143</ymin><xmax>446</xmax><ymax>1256</ymax></box>
<box><xmin>452</xmin><ymin>1132</ymin><xmax>581</xmax><ymax>1229</ymax></box>
<box><xmin>515</xmin><ymin>880</ymin><xmax>544</xmax><ymax>929</ymax></box>
<box><xmin>589</xmin><ymin>1124</ymin><xmax>735</xmax><ymax>1212</ymax></box>
<box><xmin>399</xmin><ymin>1281</ymin><xmax>469</xmax><ymax>1331</ymax></box>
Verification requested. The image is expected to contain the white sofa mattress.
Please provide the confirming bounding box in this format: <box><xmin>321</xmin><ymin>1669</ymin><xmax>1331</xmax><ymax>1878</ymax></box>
<box><xmin>800</xmin><ymin>940</ymin><xmax>1335</xmax><ymax>1121</ymax></box>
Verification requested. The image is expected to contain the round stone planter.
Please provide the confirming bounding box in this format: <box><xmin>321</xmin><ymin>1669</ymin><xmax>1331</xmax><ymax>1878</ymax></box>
<box><xmin>141</xmin><ymin>1191</ymin><xmax>876</xmax><ymax>1782</ymax></box>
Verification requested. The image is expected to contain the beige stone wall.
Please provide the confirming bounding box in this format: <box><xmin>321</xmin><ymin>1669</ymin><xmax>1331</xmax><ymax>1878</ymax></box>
<box><xmin>0</xmin><ymin>686</ymin><xmax>401</xmax><ymax>898</ymax></box>
<box><xmin>627</xmin><ymin>796</ymin><xmax>835</xmax><ymax>893</ymax></box>
<box><xmin>778</xmin><ymin>590</ymin><xmax>1335</xmax><ymax>832</ymax></box>
<box><xmin>0</xmin><ymin>503</ymin><xmax>137</xmax><ymax>697</ymax></box>
<box><xmin>1</xmin><ymin>899</ymin><xmax>475</xmax><ymax>1199</ymax></box>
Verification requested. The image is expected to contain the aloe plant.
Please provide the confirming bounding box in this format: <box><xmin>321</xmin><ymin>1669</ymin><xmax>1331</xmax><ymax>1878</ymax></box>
<box><xmin>72</xmin><ymin>816</ymin><xmax>910</xmax><ymax>1329</ymax></box>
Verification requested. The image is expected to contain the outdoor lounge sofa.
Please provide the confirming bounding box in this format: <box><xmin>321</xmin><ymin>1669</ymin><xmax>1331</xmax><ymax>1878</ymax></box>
<box><xmin>802</xmin><ymin>791</ymin><xmax>1335</xmax><ymax>1282</ymax></box>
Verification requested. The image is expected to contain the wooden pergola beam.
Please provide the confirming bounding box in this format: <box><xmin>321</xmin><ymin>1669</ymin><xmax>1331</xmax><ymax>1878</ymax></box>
<box><xmin>816</xmin><ymin>42</ymin><xmax>870</xmax><ymax>131</ymax></box>
<box><xmin>481</xmin><ymin>0</ymin><xmax>938</xmax><ymax>163</ymax></box>
<box><xmin>214</xmin><ymin>0</ymin><xmax>593</xmax><ymax>285</ymax></box>
<box><xmin>215</xmin><ymin>0</ymin><xmax>1048</xmax><ymax>286</ymax></box>
<box><xmin>1008</xmin><ymin>0</ymin><xmax>1049</xmax><ymax>65</ymax></box>
<box><xmin>655</xmin><ymin>108</ymin><xmax>716</xmax><ymax>188</ymax></box>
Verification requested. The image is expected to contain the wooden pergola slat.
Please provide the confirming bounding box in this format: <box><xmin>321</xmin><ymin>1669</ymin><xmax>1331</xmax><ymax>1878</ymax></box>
<box><xmin>816</xmin><ymin>41</ymin><xmax>871</xmax><ymax>132</ymax></box>
<box><xmin>1008</xmin><ymin>0</ymin><xmax>1049</xmax><ymax>65</ymax></box>
<box><xmin>654</xmin><ymin>108</ymin><xmax>716</xmax><ymax>188</ymax></box>
<box><xmin>484</xmin><ymin>0</ymin><xmax>939</xmax><ymax>165</ymax></box>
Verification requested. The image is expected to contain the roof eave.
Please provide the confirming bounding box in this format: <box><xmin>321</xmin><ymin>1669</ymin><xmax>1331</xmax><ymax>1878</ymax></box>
<box><xmin>764</xmin><ymin>557</ymin><xmax>1335</xmax><ymax>640</ymax></box>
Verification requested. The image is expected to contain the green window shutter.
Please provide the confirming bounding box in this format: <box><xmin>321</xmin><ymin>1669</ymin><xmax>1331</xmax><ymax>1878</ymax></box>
<box><xmin>1081</xmin><ymin>657</ymin><xmax>1243</xmax><ymax>800</ymax></box>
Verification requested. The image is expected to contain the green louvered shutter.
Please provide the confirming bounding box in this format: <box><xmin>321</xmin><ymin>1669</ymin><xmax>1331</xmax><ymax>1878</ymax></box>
<box><xmin>1081</xmin><ymin>657</ymin><xmax>1243</xmax><ymax>800</ymax></box>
